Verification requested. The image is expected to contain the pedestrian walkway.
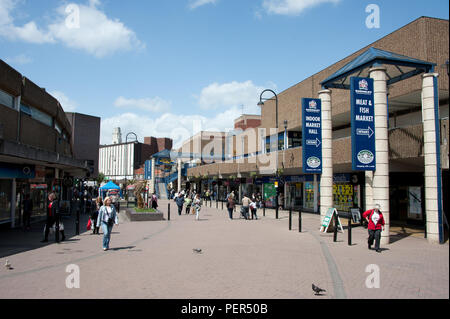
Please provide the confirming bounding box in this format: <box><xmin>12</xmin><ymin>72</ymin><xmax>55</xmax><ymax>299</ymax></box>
<box><xmin>0</xmin><ymin>199</ymin><xmax>447</xmax><ymax>299</ymax></box>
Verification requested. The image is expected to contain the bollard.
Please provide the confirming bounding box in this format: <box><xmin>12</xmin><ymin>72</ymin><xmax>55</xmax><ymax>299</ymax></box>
<box><xmin>348</xmin><ymin>217</ymin><xmax>352</xmax><ymax>246</ymax></box>
<box><xmin>263</xmin><ymin>202</ymin><xmax>266</xmax><ymax>217</ymax></box>
<box><xmin>298</xmin><ymin>210</ymin><xmax>302</xmax><ymax>233</ymax></box>
<box><xmin>55</xmin><ymin>213</ymin><xmax>60</xmax><ymax>243</ymax></box>
<box><xmin>289</xmin><ymin>208</ymin><xmax>292</xmax><ymax>230</ymax></box>
<box><xmin>276</xmin><ymin>206</ymin><xmax>279</xmax><ymax>220</ymax></box>
<box><xmin>76</xmin><ymin>207</ymin><xmax>80</xmax><ymax>235</ymax></box>
<box><xmin>216</xmin><ymin>200</ymin><xmax>218</xmax><ymax>209</ymax></box>
<box><xmin>168</xmin><ymin>203</ymin><xmax>170</xmax><ymax>221</ymax></box>
<box><xmin>333</xmin><ymin>213</ymin><xmax>338</xmax><ymax>242</ymax></box>
<box><xmin>222</xmin><ymin>200</ymin><xmax>224</xmax><ymax>210</ymax></box>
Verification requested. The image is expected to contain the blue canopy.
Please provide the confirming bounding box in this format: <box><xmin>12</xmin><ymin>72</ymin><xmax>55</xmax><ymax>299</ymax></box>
<box><xmin>99</xmin><ymin>181</ymin><xmax>120</xmax><ymax>190</ymax></box>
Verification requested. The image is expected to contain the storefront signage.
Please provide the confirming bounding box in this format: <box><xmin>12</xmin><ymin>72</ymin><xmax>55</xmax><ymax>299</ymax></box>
<box><xmin>0</xmin><ymin>163</ymin><xmax>35</xmax><ymax>179</ymax></box>
<box><xmin>144</xmin><ymin>160</ymin><xmax>152</xmax><ymax>180</ymax></box>
<box><xmin>320</xmin><ymin>208</ymin><xmax>344</xmax><ymax>233</ymax></box>
<box><xmin>351</xmin><ymin>77</ymin><xmax>376</xmax><ymax>171</ymax></box>
<box><xmin>302</xmin><ymin>98</ymin><xmax>322</xmax><ymax>174</ymax></box>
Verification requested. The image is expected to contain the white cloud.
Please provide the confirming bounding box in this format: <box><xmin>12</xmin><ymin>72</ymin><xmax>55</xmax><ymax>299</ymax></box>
<box><xmin>114</xmin><ymin>96</ymin><xmax>171</xmax><ymax>113</ymax></box>
<box><xmin>262</xmin><ymin>0</ymin><xmax>340</xmax><ymax>16</ymax></box>
<box><xmin>4</xmin><ymin>53</ymin><xmax>32</xmax><ymax>65</ymax></box>
<box><xmin>0</xmin><ymin>0</ymin><xmax>54</xmax><ymax>43</ymax></box>
<box><xmin>101</xmin><ymin>80</ymin><xmax>277</xmax><ymax>148</ymax></box>
<box><xmin>0</xmin><ymin>0</ymin><xmax>144</xmax><ymax>58</ymax></box>
<box><xmin>196</xmin><ymin>80</ymin><xmax>276</xmax><ymax>113</ymax></box>
<box><xmin>49</xmin><ymin>90</ymin><xmax>78</xmax><ymax>112</ymax></box>
<box><xmin>100</xmin><ymin>107</ymin><xmax>241</xmax><ymax>149</ymax></box>
<box><xmin>188</xmin><ymin>0</ymin><xmax>218</xmax><ymax>9</ymax></box>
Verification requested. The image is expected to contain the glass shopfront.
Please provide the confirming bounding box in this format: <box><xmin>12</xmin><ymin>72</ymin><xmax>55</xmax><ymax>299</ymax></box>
<box><xmin>0</xmin><ymin>179</ymin><xmax>12</xmax><ymax>223</ymax></box>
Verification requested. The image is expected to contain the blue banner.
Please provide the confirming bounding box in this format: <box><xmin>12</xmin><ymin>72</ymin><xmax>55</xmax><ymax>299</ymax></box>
<box><xmin>144</xmin><ymin>160</ymin><xmax>152</xmax><ymax>180</ymax></box>
<box><xmin>302</xmin><ymin>98</ymin><xmax>322</xmax><ymax>174</ymax></box>
<box><xmin>0</xmin><ymin>163</ymin><xmax>35</xmax><ymax>179</ymax></box>
<box><xmin>351</xmin><ymin>77</ymin><xmax>376</xmax><ymax>171</ymax></box>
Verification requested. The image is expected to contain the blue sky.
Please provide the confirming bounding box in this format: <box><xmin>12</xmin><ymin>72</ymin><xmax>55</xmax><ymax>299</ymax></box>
<box><xmin>1</xmin><ymin>0</ymin><xmax>448</xmax><ymax>147</ymax></box>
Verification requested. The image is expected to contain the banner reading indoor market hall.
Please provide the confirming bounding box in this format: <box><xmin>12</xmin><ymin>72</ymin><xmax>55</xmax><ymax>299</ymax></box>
<box><xmin>302</xmin><ymin>98</ymin><xmax>322</xmax><ymax>174</ymax></box>
<box><xmin>351</xmin><ymin>77</ymin><xmax>376</xmax><ymax>171</ymax></box>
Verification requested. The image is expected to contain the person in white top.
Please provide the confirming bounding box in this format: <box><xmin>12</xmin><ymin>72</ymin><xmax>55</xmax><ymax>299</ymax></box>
<box><xmin>96</xmin><ymin>196</ymin><xmax>118</xmax><ymax>251</ymax></box>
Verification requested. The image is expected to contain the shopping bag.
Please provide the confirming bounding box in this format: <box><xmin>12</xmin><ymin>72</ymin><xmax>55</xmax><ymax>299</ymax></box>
<box><xmin>87</xmin><ymin>219</ymin><xmax>92</xmax><ymax>230</ymax></box>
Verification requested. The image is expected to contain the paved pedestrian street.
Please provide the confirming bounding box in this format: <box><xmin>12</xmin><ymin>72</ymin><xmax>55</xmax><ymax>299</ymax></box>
<box><xmin>0</xmin><ymin>200</ymin><xmax>448</xmax><ymax>299</ymax></box>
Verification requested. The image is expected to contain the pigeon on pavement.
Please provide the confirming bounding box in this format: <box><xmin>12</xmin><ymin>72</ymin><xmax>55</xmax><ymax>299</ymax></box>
<box><xmin>192</xmin><ymin>248</ymin><xmax>202</xmax><ymax>254</ymax></box>
<box><xmin>4</xmin><ymin>260</ymin><xmax>13</xmax><ymax>270</ymax></box>
<box><xmin>312</xmin><ymin>284</ymin><xmax>326</xmax><ymax>295</ymax></box>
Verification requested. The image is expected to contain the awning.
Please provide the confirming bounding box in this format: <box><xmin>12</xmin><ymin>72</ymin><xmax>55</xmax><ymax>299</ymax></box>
<box><xmin>321</xmin><ymin>47</ymin><xmax>436</xmax><ymax>90</ymax></box>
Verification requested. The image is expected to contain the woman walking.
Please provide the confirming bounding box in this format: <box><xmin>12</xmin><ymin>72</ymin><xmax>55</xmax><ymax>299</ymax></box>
<box><xmin>91</xmin><ymin>197</ymin><xmax>102</xmax><ymax>234</ymax></box>
<box><xmin>226</xmin><ymin>196</ymin><xmax>236</xmax><ymax>220</ymax></box>
<box><xmin>193</xmin><ymin>194</ymin><xmax>202</xmax><ymax>221</ymax></box>
<box><xmin>41</xmin><ymin>192</ymin><xmax>65</xmax><ymax>242</ymax></box>
<box><xmin>151</xmin><ymin>193</ymin><xmax>158</xmax><ymax>210</ymax></box>
<box><xmin>96</xmin><ymin>196</ymin><xmax>118</xmax><ymax>251</ymax></box>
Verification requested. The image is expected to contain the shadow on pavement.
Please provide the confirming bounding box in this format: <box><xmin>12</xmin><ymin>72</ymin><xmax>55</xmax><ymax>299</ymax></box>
<box><xmin>0</xmin><ymin>214</ymin><xmax>91</xmax><ymax>259</ymax></box>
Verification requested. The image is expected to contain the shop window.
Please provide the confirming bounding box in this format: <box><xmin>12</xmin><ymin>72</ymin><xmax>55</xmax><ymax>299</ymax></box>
<box><xmin>21</xmin><ymin>103</ymin><xmax>53</xmax><ymax>127</ymax></box>
<box><xmin>0</xmin><ymin>88</ymin><xmax>15</xmax><ymax>109</ymax></box>
<box><xmin>55</xmin><ymin>121</ymin><xmax>62</xmax><ymax>134</ymax></box>
<box><xmin>0</xmin><ymin>180</ymin><xmax>12</xmax><ymax>223</ymax></box>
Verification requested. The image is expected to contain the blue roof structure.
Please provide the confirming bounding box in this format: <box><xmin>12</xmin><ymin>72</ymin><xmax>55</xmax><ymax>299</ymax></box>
<box><xmin>321</xmin><ymin>47</ymin><xmax>436</xmax><ymax>90</ymax></box>
<box><xmin>99</xmin><ymin>180</ymin><xmax>120</xmax><ymax>190</ymax></box>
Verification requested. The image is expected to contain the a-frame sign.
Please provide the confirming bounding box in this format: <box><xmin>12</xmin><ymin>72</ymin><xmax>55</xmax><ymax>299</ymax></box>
<box><xmin>320</xmin><ymin>208</ymin><xmax>344</xmax><ymax>233</ymax></box>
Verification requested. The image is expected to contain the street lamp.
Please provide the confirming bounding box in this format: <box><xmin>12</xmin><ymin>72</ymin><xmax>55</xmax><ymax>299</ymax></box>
<box><xmin>125</xmin><ymin>132</ymin><xmax>138</xmax><ymax>197</ymax></box>
<box><xmin>258</xmin><ymin>89</ymin><xmax>279</xmax><ymax>219</ymax></box>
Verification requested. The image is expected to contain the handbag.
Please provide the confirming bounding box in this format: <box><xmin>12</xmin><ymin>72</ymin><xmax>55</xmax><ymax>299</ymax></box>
<box><xmin>87</xmin><ymin>219</ymin><xmax>92</xmax><ymax>230</ymax></box>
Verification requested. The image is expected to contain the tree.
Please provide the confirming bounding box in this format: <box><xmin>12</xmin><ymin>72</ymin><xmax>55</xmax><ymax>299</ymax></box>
<box><xmin>96</xmin><ymin>173</ymin><xmax>106</xmax><ymax>185</ymax></box>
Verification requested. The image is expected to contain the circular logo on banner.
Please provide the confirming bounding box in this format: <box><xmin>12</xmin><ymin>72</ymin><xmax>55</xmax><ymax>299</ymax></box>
<box><xmin>357</xmin><ymin>150</ymin><xmax>374</xmax><ymax>164</ymax></box>
<box><xmin>307</xmin><ymin>156</ymin><xmax>321</xmax><ymax>168</ymax></box>
<box><xmin>22</xmin><ymin>166</ymin><xmax>31</xmax><ymax>175</ymax></box>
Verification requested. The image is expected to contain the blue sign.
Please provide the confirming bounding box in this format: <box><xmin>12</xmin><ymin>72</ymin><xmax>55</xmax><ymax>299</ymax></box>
<box><xmin>144</xmin><ymin>160</ymin><xmax>152</xmax><ymax>180</ymax></box>
<box><xmin>351</xmin><ymin>77</ymin><xmax>376</xmax><ymax>171</ymax></box>
<box><xmin>302</xmin><ymin>98</ymin><xmax>322</xmax><ymax>174</ymax></box>
<box><xmin>0</xmin><ymin>163</ymin><xmax>35</xmax><ymax>179</ymax></box>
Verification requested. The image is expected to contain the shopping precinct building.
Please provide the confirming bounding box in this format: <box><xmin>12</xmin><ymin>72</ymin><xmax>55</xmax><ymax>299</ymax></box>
<box><xmin>0</xmin><ymin>60</ymin><xmax>100</xmax><ymax>228</ymax></box>
<box><xmin>185</xmin><ymin>17</ymin><xmax>449</xmax><ymax>244</ymax></box>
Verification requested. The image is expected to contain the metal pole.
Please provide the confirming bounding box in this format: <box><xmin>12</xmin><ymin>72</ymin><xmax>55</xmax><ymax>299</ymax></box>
<box><xmin>55</xmin><ymin>211</ymin><xmax>60</xmax><ymax>243</ymax></box>
<box><xmin>333</xmin><ymin>213</ymin><xmax>338</xmax><ymax>242</ymax></box>
<box><xmin>299</xmin><ymin>210</ymin><xmax>302</xmax><ymax>233</ymax></box>
<box><xmin>263</xmin><ymin>201</ymin><xmax>266</xmax><ymax>217</ymax></box>
<box><xmin>289</xmin><ymin>208</ymin><xmax>292</xmax><ymax>230</ymax></box>
<box><xmin>276</xmin><ymin>192</ymin><xmax>279</xmax><ymax>219</ymax></box>
<box><xmin>348</xmin><ymin>217</ymin><xmax>352</xmax><ymax>246</ymax></box>
<box><xmin>168</xmin><ymin>203</ymin><xmax>170</xmax><ymax>221</ymax></box>
<box><xmin>76</xmin><ymin>203</ymin><xmax>80</xmax><ymax>235</ymax></box>
<box><xmin>222</xmin><ymin>200</ymin><xmax>224</xmax><ymax>210</ymax></box>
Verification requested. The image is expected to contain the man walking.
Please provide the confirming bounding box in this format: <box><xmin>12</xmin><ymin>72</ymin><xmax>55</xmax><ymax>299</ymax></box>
<box><xmin>241</xmin><ymin>194</ymin><xmax>251</xmax><ymax>220</ymax></box>
<box><xmin>362</xmin><ymin>204</ymin><xmax>385</xmax><ymax>253</ymax></box>
<box><xmin>176</xmin><ymin>193</ymin><xmax>185</xmax><ymax>215</ymax></box>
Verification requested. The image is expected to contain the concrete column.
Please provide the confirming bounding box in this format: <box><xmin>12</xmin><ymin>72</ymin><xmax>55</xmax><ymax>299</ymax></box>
<box><xmin>422</xmin><ymin>73</ymin><xmax>442</xmax><ymax>244</ymax></box>
<box><xmin>11</xmin><ymin>178</ymin><xmax>16</xmax><ymax>228</ymax></box>
<box><xmin>150</xmin><ymin>158</ymin><xmax>156</xmax><ymax>195</ymax></box>
<box><xmin>177</xmin><ymin>159</ymin><xmax>182</xmax><ymax>192</ymax></box>
<box><xmin>365</xmin><ymin>171</ymin><xmax>373</xmax><ymax>210</ymax></box>
<box><xmin>369</xmin><ymin>67</ymin><xmax>390</xmax><ymax>245</ymax></box>
<box><xmin>313</xmin><ymin>174</ymin><xmax>318</xmax><ymax>213</ymax></box>
<box><xmin>318</xmin><ymin>89</ymin><xmax>333</xmax><ymax>223</ymax></box>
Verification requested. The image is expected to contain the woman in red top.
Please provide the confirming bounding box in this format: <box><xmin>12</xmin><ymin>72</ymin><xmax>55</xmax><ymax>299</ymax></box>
<box><xmin>41</xmin><ymin>192</ymin><xmax>65</xmax><ymax>242</ymax></box>
<box><xmin>362</xmin><ymin>204</ymin><xmax>385</xmax><ymax>253</ymax></box>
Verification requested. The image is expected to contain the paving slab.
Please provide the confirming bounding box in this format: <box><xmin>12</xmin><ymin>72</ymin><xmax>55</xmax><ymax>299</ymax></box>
<box><xmin>0</xmin><ymin>200</ymin><xmax>447</xmax><ymax>299</ymax></box>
